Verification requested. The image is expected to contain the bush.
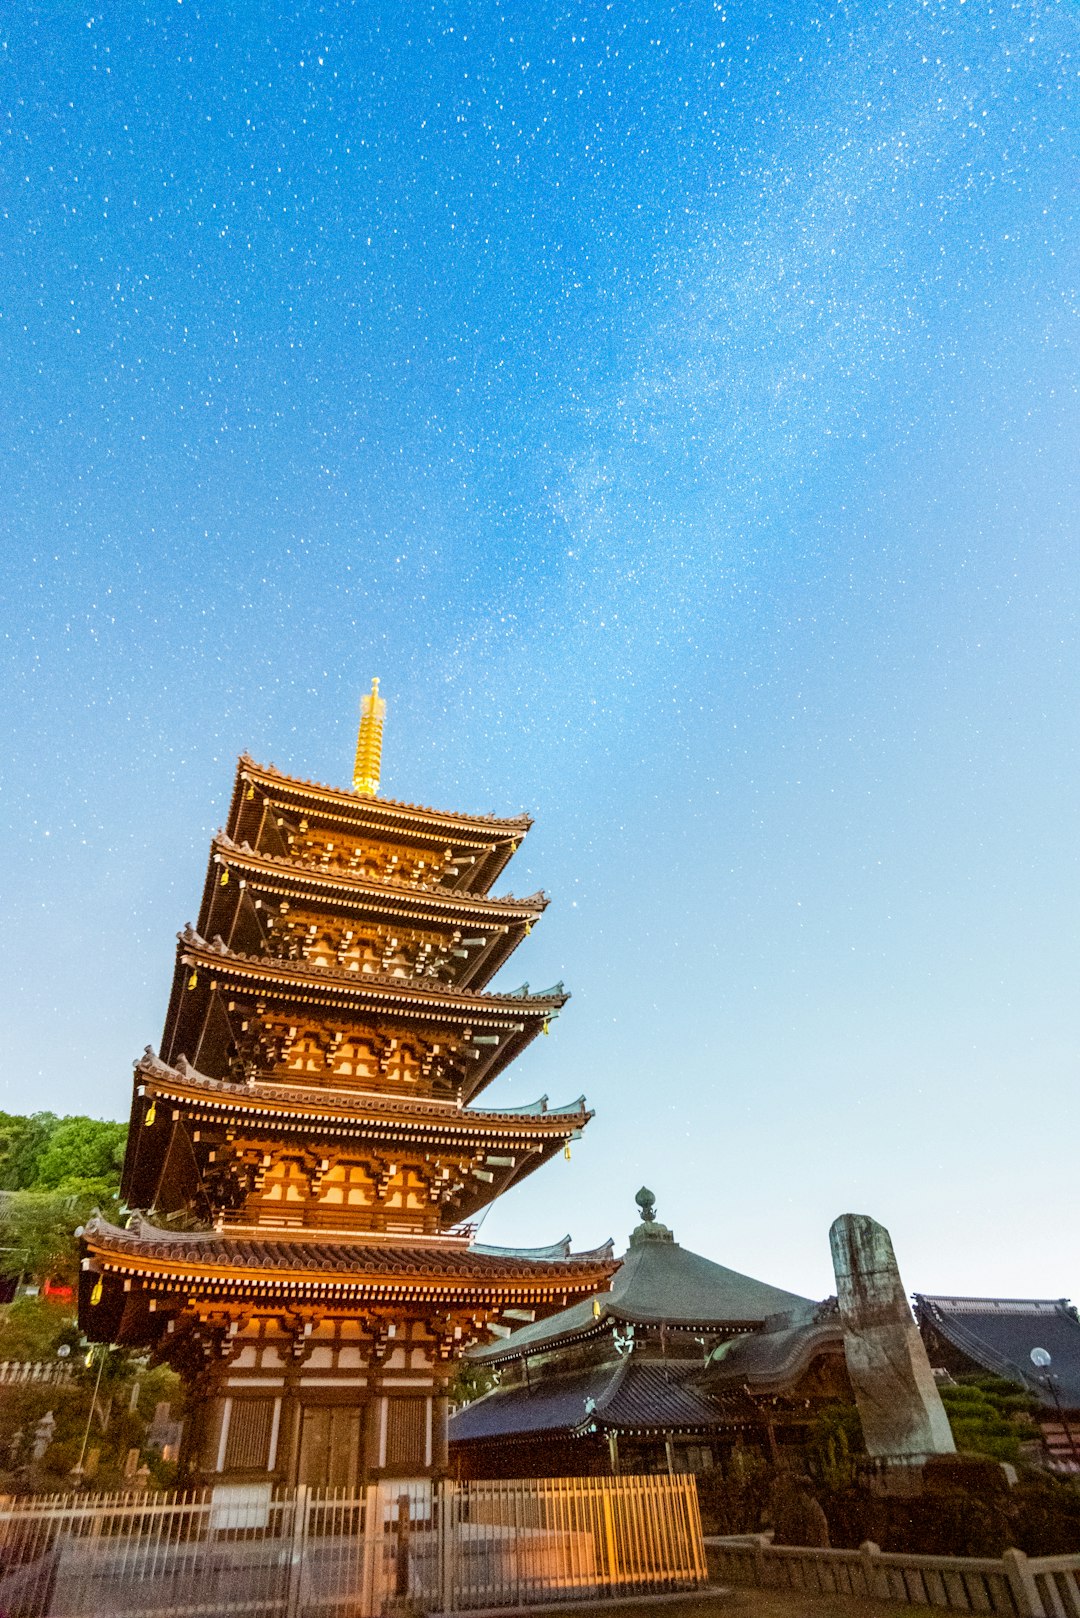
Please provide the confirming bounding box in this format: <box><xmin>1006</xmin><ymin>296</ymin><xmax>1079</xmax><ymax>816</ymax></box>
<box><xmin>696</xmin><ymin>1445</ymin><xmax>772</xmax><ymax>1535</ymax></box>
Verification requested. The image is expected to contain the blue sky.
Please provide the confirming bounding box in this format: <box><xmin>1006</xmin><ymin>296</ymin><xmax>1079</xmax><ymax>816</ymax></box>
<box><xmin>2</xmin><ymin>1</ymin><xmax>1078</xmax><ymax>1300</ymax></box>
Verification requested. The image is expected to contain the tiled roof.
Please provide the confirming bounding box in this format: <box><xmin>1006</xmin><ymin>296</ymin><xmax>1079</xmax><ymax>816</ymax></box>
<box><xmin>471</xmin><ymin>1233</ymin><xmax>812</xmax><ymax>1364</ymax></box>
<box><xmin>449</xmin><ymin>1359</ymin><xmax>729</xmax><ymax>1443</ymax></box>
<box><xmin>706</xmin><ymin>1315</ymin><xmax>844</xmax><ymax>1392</ymax></box>
<box><xmin>915</xmin><ymin>1295</ymin><xmax>1080</xmax><ymax>1409</ymax></box>
<box><xmin>472</xmin><ymin>1237</ymin><xmax>573</xmax><ymax>1260</ymax></box>
<box><xmin>83</xmin><ymin>1215</ymin><xmax>616</xmax><ymax>1286</ymax></box>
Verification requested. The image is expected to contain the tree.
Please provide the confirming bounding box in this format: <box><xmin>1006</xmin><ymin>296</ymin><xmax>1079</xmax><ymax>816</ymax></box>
<box><xmin>33</xmin><ymin>1118</ymin><xmax>128</xmax><ymax>1191</ymax></box>
<box><xmin>0</xmin><ymin>1295</ymin><xmax>82</xmax><ymax>1363</ymax></box>
<box><xmin>0</xmin><ymin>1186</ymin><xmax>117</xmax><ymax>1289</ymax></box>
<box><xmin>0</xmin><ymin>1112</ymin><xmax>59</xmax><ymax>1190</ymax></box>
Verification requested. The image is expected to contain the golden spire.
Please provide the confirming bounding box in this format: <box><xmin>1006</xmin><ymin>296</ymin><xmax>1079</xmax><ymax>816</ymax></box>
<box><xmin>353</xmin><ymin>677</ymin><xmax>386</xmax><ymax>796</ymax></box>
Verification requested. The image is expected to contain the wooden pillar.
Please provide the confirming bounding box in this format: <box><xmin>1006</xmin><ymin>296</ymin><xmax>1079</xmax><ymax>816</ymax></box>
<box><xmin>665</xmin><ymin>1436</ymin><xmax>676</xmax><ymax>1475</ymax></box>
<box><xmin>607</xmin><ymin>1431</ymin><xmax>620</xmax><ymax>1475</ymax></box>
<box><xmin>432</xmin><ymin>1394</ymin><xmax>449</xmax><ymax>1474</ymax></box>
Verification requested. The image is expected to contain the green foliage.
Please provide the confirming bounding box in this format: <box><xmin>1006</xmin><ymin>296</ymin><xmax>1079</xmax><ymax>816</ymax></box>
<box><xmin>0</xmin><ymin>1341</ymin><xmax>183</xmax><ymax>1494</ymax></box>
<box><xmin>0</xmin><ymin>1113</ymin><xmax>59</xmax><ymax>1190</ymax></box>
<box><xmin>447</xmin><ymin>1360</ymin><xmax>496</xmax><ymax>1407</ymax></box>
<box><xmin>0</xmin><ymin>1296</ymin><xmax>82</xmax><ymax>1362</ymax></box>
<box><xmin>806</xmin><ymin>1402</ymin><xmax>865</xmax><ymax>1491</ymax></box>
<box><xmin>696</xmin><ymin>1444</ymin><xmax>772</xmax><ymax>1535</ymax></box>
<box><xmin>33</xmin><ymin>1118</ymin><xmax>128</xmax><ymax>1191</ymax></box>
<box><xmin>0</xmin><ymin>1108</ymin><xmax>187</xmax><ymax>1493</ymax></box>
<box><xmin>0</xmin><ymin>1186</ymin><xmax>118</xmax><ymax>1287</ymax></box>
<box><xmin>0</xmin><ymin>1110</ymin><xmax>127</xmax><ymax>1288</ymax></box>
<box><xmin>0</xmin><ymin>1111</ymin><xmax>127</xmax><ymax>1196</ymax></box>
<box><xmin>1010</xmin><ymin>1473</ymin><xmax>1080</xmax><ymax>1555</ymax></box>
<box><xmin>939</xmin><ymin>1374</ymin><xmax>1040</xmax><ymax>1463</ymax></box>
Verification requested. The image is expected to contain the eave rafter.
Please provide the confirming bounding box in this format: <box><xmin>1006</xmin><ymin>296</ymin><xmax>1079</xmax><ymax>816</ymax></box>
<box><xmin>197</xmin><ymin>835</ymin><xmax>547</xmax><ymax>990</ymax></box>
<box><xmin>173</xmin><ymin>930</ymin><xmax>565</xmax><ymax>1019</ymax></box>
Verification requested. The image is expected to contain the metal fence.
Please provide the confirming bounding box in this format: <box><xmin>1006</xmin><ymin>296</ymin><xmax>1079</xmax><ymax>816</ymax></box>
<box><xmin>0</xmin><ymin>1474</ymin><xmax>706</xmax><ymax>1618</ymax></box>
<box><xmin>705</xmin><ymin>1533</ymin><xmax>1080</xmax><ymax>1618</ymax></box>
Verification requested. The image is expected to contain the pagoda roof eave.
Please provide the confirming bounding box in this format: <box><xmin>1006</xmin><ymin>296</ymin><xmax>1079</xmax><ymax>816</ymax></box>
<box><xmin>208</xmin><ymin>835</ymin><xmax>549</xmax><ymax>921</ymax></box>
<box><xmin>80</xmin><ymin>1215</ymin><xmax>617</xmax><ymax>1298</ymax></box>
<box><xmin>172</xmin><ymin>931</ymin><xmax>568</xmax><ymax>1017</ymax></box>
<box><xmin>160</xmin><ymin>932</ymin><xmax>568</xmax><ymax>1088</ymax></box>
<box><xmin>132</xmin><ymin>1052</ymin><xmax>589</xmax><ymax>1134</ymax></box>
<box><xmin>234</xmin><ymin>757</ymin><xmax>533</xmax><ymax>840</ymax></box>
<box><xmin>121</xmin><ymin>1054</ymin><xmax>592</xmax><ymax>1209</ymax></box>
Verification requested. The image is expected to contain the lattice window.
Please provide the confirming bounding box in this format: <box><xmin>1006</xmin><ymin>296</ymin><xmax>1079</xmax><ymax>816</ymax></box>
<box><xmin>224</xmin><ymin>1399</ymin><xmax>274</xmax><ymax>1472</ymax></box>
<box><xmin>385</xmin><ymin>1398</ymin><xmax>427</xmax><ymax>1472</ymax></box>
<box><xmin>285</xmin><ymin>1029</ymin><xmax>325</xmax><ymax>1072</ymax></box>
<box><xmin>383</xmin><ymin>1042</ymin><xmax>421</xmax><ymax>1086</ymax></box>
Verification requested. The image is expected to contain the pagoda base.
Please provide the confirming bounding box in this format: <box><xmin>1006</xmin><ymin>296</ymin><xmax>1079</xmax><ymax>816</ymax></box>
<box><xmin>182</xmin><ymin>1363</ymin><xmax>451</xmax><ymax>1488</ymax></box>
<box><xmin>175</xmin><ymin>1315</ymin><xmax>452</xmax><ymax>1488</ymax></box>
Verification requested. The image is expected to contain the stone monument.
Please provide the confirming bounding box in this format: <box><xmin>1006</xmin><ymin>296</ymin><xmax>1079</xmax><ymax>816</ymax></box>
<box><xmin>830</xmin><ymin>1213</ymin><xmax>955</xmax><ymax>1466</ymax></box>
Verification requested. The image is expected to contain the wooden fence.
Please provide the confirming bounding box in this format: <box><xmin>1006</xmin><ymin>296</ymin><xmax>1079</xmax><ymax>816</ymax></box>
<box><xmin>706</xmin><ymin>1532</ymin><xmax>1080</xmax><ymax>1617</ymax></box>
<box><xmin>0</xmin><ymin>1474</ymin><xmax>706</xmax><ymax>1617</ymax></box>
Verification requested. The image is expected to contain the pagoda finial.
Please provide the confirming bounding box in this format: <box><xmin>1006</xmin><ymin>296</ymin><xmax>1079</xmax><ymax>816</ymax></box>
<box><xmin>353</xmin><ymin>678</ymin><xmax>386</xmax><ymax>796</ymax></box>
<box><xmin>635</xmin><ymin>1186</ymin><xmax>656</xmax><ymax>1223</ymax></box>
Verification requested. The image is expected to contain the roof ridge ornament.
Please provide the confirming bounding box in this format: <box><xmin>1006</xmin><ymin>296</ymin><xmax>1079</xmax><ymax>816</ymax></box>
<box><xmin>353</xmin><ymin>677</ymin><xmax>386</xmax><ymax>797</ymax></box>
<box><xmin>630</xmin><ymin>1185</ymin><xmax>675</xmax><ymax>1247</ymax></box>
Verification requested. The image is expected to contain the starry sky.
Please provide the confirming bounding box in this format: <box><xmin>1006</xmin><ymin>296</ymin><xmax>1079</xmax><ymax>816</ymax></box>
<box><xmin>2</xmin><ymin>1</ymin><xmax>1078</xmax><ymax>1302</ymax></box>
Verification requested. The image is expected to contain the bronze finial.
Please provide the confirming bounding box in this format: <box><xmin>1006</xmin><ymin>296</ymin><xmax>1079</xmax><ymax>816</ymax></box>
<box><xmin>635</xmin><ymin>1186</ymin><xmax>656</xmax><ymax>1224</ymax></box>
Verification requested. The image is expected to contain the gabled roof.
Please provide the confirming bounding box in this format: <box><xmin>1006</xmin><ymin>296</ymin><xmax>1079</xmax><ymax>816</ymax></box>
<box><xmin>470</xmin><ymin>1223</ymin><xmax>812</xmax><ymax>1366</ymax></box>
<box><xmin>915</xmin><ymin>1295</ymin><xmax>1080</xmax><ymax>1409</ymax></box>
<box><xmin>449</xmin><ymin>1358</ymin><xmax>732</xmax><ymax>1444</ymax></box>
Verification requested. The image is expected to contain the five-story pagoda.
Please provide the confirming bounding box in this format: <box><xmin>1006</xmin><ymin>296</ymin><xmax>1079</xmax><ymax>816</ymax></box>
<box><xmin>80</xmin><ymin>683</ymin><xmax>614</xmax><ymax>1487</ymax></box>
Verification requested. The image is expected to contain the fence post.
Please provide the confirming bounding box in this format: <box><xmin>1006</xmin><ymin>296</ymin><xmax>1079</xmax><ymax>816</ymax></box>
<box><xmin>601</xmin><ymin>1488</ymin><xmax>619</xmax><ymax>1590</ymax></box>
<box><xmin>1002</xmin><ymin>1548</ymin><xmax>1044</xmax><ymax>1618</ymax></box>
<box><xmin>859</xmin><ymin>1541</ymin><xmax>881</xmax><ymax>1600</ymax></box>
<box><xmin>437</xmin><ymin>1478</ymin><xmax>457</xmax><ymax>1617</ymax></box>
<box><xmin>360</xmin><ymin>1483</ymin><xmax>382</xmax><ymax>1617</ymax></box>
<box><xmin>284</xmin><ymin>1485</ymin><xmax>310</xmax><ymax>1618</ymax></box>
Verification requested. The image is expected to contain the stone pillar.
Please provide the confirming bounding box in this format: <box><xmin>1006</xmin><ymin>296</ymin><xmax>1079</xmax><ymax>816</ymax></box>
<box><xmin>829</xmin><ymin>1213</ymin><xmax>955</xmax><ymax>1463</ymax></box>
